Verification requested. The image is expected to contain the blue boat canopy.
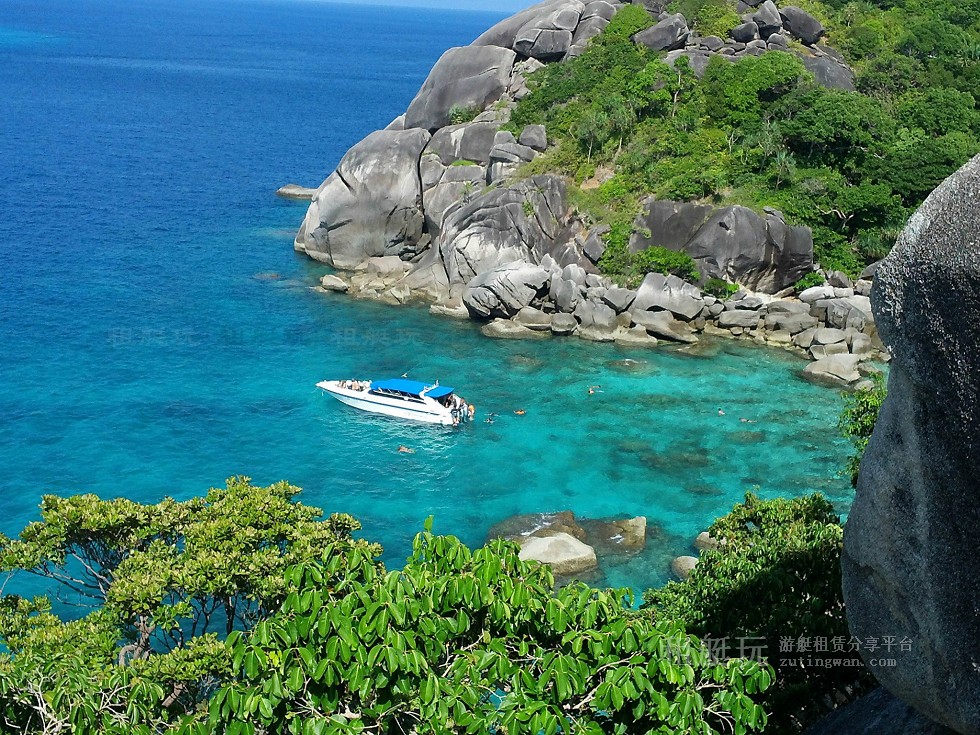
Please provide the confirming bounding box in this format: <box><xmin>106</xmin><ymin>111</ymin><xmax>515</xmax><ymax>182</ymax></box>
<box><xmin>370</xmin><ymin>378</ymin><xmax>454</xmax><ymax>399</ymax></box>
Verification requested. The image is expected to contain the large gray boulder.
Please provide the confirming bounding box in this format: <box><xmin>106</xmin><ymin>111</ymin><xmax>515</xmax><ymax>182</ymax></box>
<box><xmin>473</xmin><ymin>0</ymin><xmax>573</xmax><ymax>49</ymax></box>
<box><xmin>439</xmin><ymin>175</ymin><xmax>583</xmax><ymax>285</ymax></box>
<box><xmin>805</xmin><ymin>688</ymin><xmax>956</xmax><ymax>735</ymax></box>
<box><xmin>779</xmin><ymin>6</ymin><xmax>824</xmax><ymax>45</ymax></box>
<box><xmin>843</xmin><ymin>154</ymin><xmax>980</xmax><ymax>735</ymax></box>
<box><xmin>514</xmin><ymin>2</ymin><xmax>584</xmax><ymax>61</ymax></box>
<box><xmin>425</xmin><ymin>121</ymin><xmax>500</xmax><ymax>165</ymax></box>
<box><xmin>569</xmin><ymin>15</ymin><xmax>609</xmax><ymax>56</ymax></box>
<box><xmin>295</xmin><ymin>128</ymin><xmax>431</xmax><ymax>268</ymax></box>
<box><xmin>631</xmin><ymin>272</ymin><xmax>705</xmax><ymax>320</ymax></box>
<box><xmin>796</xmin><ymin>47</ymin><xmax>856</xmax><ymax>91</ymax></box>
<box><xmin>730</xmin><ymin>21</ymin><xmax>759</xmax><ymax>43</ymax></box>
<box><xmin>632</xmin><ymin>13</ymin><xmax>689</xmax><ymax>51</ymax></box>
<box><xmin>422</xmin><ymin>161</ymin><xmax>486</xmax><ymax>236</ymax></box>
<box><xmin>802</xmin><ymin>353</ymin><xmax>861</xmax><ymax>386</ymax></box>
<box><xmin>752</xmin><ymin>0</ymin><xmax>782</xmax><ymax>38</ymax></box>
<box><xmin>718</xmin><ymin>309</ymin><xmax>761</xmax><ymax>329</ymax></box>
<box><xmin>631</xmin><ymin>309</ymin><xmax>698</xmax><ymax>343</ymax></box>
<box><xmin>631</xmin><ymin>200</ymin><xmax>813</xmax><ymax>293</ymax></box>
<box><xmin>405</xmin><ymin>45</ymin><xmax>517</xmax><ymax>131</ymax></box>
<box><xmin>462</xmin><ymin>260</ymin><xmax>550</xmax><ymax>318</ymax></box>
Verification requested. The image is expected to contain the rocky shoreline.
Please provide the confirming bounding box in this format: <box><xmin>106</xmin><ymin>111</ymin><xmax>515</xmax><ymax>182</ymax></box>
<box><xmin>314</xmin><ymin>260</ymin><xmax>886</xmax><ymax>389</ymax></box>
<box><xmin>290</xmin><ymin>0</ymin><xmax>886</xmax><ymax>389</ymax></box>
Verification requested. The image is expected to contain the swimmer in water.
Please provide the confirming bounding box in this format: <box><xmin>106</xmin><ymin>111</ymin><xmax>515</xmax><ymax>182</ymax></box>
<box><xmin>485</xmin><ymin>413</ymin><xmax>496</xmax><ymax>424</ymax></box>
<box><xmin>397</xmin><ymin>445</ymin><xmax>415</xmax><ymax>454</ymax></box>
<box><xmin>514</xmin><ymin>409</ymin><xmax>526</xmax><ymax>415</ymax></box>
<box><xmin>739</xmin><ymin>418</ymin><xmax>757</xmax><ymax>424</ymax></box>
<box><xmin>718</xmin><ymin>409</ymin><xmax>725</xmax><ymax>416</ymax></box>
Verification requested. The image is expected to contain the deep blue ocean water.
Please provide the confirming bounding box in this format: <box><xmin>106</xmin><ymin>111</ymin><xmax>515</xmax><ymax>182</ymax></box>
<box><xmin>0</xmin><ymin>0</ymin><xmax>853</xmax><ymax>597</ymax></box>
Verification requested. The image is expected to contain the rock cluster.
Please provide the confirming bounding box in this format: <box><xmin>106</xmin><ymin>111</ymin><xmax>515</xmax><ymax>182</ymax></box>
<box><xmin>670</xmin><ymin>529</ymin><xmax>727</xmax><ymax>580</ymax></box>
<box><xmin>322</xmin><ymin>256</ymin><xmax>883</xmax><ymax>386</ymax></box>
<box><xmin>842</xmin><ymin>154</ymin><xmax>980</xmax><ymax>735</ymax></box>
<box><xmin>488</xmin><ymin>510</ymin><xmax>647</xmax><ymax>577</ymax></box>
<box><xmin>632</xmin><ymin>0</ymin><xmax>855</xmax><ymax>90</ymax></box>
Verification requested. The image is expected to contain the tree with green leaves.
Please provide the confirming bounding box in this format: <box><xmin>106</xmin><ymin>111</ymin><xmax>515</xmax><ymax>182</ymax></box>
<box><xmin>838</xmin><ymin>373</ymin><xmax>887</xmax><ymax>486</ymax></box>
<box><xmin>643</xmin><ymin>493</ymin><xmax>874</xmax><ymax>734</ymax></box>
<box><xmin>0</xmin><ymin>477</ymin><xmax>379</xmax><ymax>732</ymax></box>
<box><xmin>204</xmin><ymin>525</ymin><xmax>774</xmax><ymax>735</ymax></box>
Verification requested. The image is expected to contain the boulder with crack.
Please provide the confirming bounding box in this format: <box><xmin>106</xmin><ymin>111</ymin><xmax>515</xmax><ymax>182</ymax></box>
<box><xmin>439</xmin><ymin>175</ymin><xmax>580</xmax><ymax>285</ymax></box>
<box><xmin>462</xmin><ymin>260</ymin><xmax>551</xmax><ymax>318</ymax></box>
<box><xmin>295</xmin><ymin>128</ymin><xmax>431</xmax><ymax>268</ymax></box>
<box><xmin>843</xmin><ymin>154</ymin><xmax>980</xmax><ymax>735</ymax></box>
<box><xmin>404</xmin><ymin>45</ymin><xmax>517</xmax><ymax>131</ymax></box>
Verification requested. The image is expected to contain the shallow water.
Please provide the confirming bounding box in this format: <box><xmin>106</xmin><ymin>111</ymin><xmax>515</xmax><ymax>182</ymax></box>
<box><xmin>0</xmin><ymin>0</ymin><xmax>853</xmax><ymax>599</ymax></box>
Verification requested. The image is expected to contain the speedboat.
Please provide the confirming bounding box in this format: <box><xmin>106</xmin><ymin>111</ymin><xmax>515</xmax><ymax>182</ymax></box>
<box><xmin>316</xmin><ymin>378</ymin><xmax>472</xmax><ymax>426</ymax></box>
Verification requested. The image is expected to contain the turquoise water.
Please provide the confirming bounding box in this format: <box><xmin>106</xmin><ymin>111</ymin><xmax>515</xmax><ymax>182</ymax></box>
<box><xmin>0</xmin><ymin>0</ymin><xmax>852</xmax><ymax>597</ymax></box>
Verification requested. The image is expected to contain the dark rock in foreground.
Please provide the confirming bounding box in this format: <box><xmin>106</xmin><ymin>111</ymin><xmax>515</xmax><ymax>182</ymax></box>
<box><xmin>805</xmin><ymin>688</ymin><xmax>956</xmax><ymax>735</ymax></box>
<box><xmin>843</xmin><ymin>153</ymin><xmax>980</xmax><ymax>735</ymax></box>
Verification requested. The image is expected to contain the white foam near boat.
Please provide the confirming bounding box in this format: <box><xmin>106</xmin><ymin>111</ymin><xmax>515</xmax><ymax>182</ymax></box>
<box><xmin>316</xmin><ymin>378</ymin><xmax>471</xmax><ymax>426</ymax></box>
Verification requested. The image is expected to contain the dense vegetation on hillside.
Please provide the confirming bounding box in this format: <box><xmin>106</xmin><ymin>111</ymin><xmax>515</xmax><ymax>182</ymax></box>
<box><xmin>509</xmin><ymin>1</ymin><xmax>980</xmax><ymax>279</ymax></box>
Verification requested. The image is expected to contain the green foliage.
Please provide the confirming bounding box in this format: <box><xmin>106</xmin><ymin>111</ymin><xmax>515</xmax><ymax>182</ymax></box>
<box><xmin>448</xmin><ymin>105</ymin><xmax>479</xmax><ymax>125</ymax></box>
<box><xmin>793</xmin><ymin>271</ymin><xmax>825</xmax><ymax>292</ymax></box>
<box><xmin>204</xmin><ymin>528</ymin><xmax>773</xmax><ymax>735</ymax></box>
<box><xmin>643</xmin><ymin>493</ymin><xmax>874</xmax><ymax>733</ymax></box>
<box><xmin>634</xmin><ymin>246</ymin><xmax>701</xmax><ymax>281</ymax></box>
<box><xmin>704</xmin><ymin>277</ymin><xmax>739</xmax><ymax>298</ymax></box>
<box><xmin>510</xmin><ymin>0</ymin><xmax>980</xmax><ymax>280</ymax></box>
<box><xmin>0</xmin><ymin>478</ymin><xmax>380</xmax><ymax>733</ymax></box>
<box><xmin>669</xmin><ymin>0</ymin><xmax>739</xmax><ymax>34</ymax></box>
<box><xmin>838</xmin><ymin>373</ymin><xmax>887</xmax><ymax>486</ymax></box>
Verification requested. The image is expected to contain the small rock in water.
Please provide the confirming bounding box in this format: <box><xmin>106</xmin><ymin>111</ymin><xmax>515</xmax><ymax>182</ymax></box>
<box><xmin>320</xmin><ymin>274</ymin><xmax>349</xmax><ymax>292</ymax></box>
<box><xmin>519</xmin><ymin>533</ymin><xmax>598</xmax><ymax>576</ymax></box>
<box><xmin>694</xmin><ymin>531</ymin><xmax>725</xmax><ymax>550</ymax></box>
<box><xmin>275</xmin><ymin>183</ymin><xmax>317</xmax><ymax>200</ymax></box>
<box><xmin>671</xmin><ymin>555</ymin><xmax>699</xmax><ymax>579</ymax></box>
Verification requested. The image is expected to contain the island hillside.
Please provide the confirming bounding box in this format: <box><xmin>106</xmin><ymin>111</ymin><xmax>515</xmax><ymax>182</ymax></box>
<box><xmin>293</xmin><ymin>0</ymin><xmax>980</xmax><ymax>388</ymax></box>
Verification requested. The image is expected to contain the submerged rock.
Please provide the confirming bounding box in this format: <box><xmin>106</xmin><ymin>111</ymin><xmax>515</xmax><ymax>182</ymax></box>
<box><xmin>843</xmin><ymin>154</ymin><xmax>980</xmax><ymax>735</ymax></box>
<box><xmin>488</xmin><ymin>510</ymin><xmax>587</xmax><ymax>542</ymax></box>
<box><xmin>481</xmin><ymin>318</ymin><xmax>550</xmax><ymax>339</ymax></box>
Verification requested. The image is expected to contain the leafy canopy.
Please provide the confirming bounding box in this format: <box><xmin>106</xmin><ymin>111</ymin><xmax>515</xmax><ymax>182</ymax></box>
<box><xmin>205</xmin><ymin>527</ymin><xmax>773</xmax><ymax>735</ymax></box>
<box><xmin>0</xmin><ymin>477</ymin><xmax>379</xmax><ymax>733</ymax></box>
<box><xmin>644</xmin><ymin>493</ymin><xmax>874</xmax><ymax>734</ymax></box>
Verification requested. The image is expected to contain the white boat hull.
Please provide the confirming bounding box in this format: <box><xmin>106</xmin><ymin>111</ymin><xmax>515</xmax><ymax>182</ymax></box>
<box><xmin>316</xmin><ymin>381</ymin><xmax>456</xmax><ymax>426</ymax></box>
